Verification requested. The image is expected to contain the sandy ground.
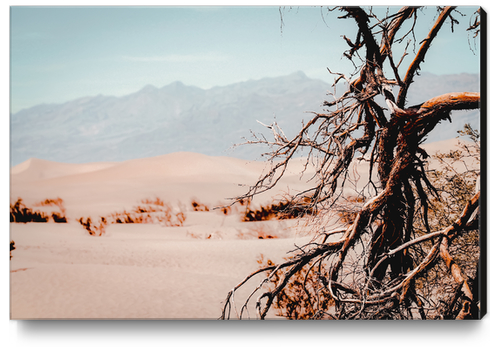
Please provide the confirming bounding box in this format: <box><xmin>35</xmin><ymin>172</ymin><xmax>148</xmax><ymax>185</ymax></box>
<box><xmin>10</xmin><ymin>152</ymin><xmax>319</xmax><ymax>319</ymax></box>
<box><xmin>9</xmin><ymin>138</ymin><xmax>478</xmax><ymax>320</ymax></box>
<box><xmin>10</xmin><ymin>222</ymin><xmax>311</xmax><ymax>319</ymax></box>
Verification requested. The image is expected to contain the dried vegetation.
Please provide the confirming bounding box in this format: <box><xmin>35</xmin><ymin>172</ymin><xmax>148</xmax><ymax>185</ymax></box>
<box><xmin>221</xmin><ymin>6</ymin><xmax>482</xmax><ymax>320</ymax></box>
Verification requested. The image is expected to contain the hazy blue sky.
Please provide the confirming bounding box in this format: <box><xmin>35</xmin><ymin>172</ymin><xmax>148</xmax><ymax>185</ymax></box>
<box><xmin>10</xmin><ymin>5</ymin><xmax>481</xmax><ymax>114</ymax></box>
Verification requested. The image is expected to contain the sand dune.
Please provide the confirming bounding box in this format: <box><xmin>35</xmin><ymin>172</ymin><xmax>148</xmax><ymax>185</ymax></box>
<box><xmin>11</xmin><ymin>157</ymin><xmax>117</xmax><ymax>180</ymax></box>
<box><xmin>10</xmin><ymin>152</ymin><xmax>318</xmax><ymax>218</ymax></box>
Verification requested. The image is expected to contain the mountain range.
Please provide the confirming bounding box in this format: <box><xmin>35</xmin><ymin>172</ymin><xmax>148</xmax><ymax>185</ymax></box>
<box><xmin>10</xmin><ymin>71</ymin><xmax>480</xmax><ymax>166</ymax></box>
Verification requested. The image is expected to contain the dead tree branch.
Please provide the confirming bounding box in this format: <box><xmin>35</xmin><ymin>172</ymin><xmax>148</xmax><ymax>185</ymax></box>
<box><xmin>221</xmin><ymin>6</ymin><xmax>481</xmax><ymax>320</ymax></box>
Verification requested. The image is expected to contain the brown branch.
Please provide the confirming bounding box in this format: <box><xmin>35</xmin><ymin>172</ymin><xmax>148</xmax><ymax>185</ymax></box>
<box><xmin>379</xmin><ymin>7</ymin><xmax>418</xmax><ymax>58</ymax></box>
<box><xmin>220</xmin><ymin>238</ymin><xmax>345</xmax><ymax>319</ymax></box>
<box><xmin>224</xmin><ymin>6</ymin><xmax>480</xmax><ymax>320</ymax></box>
<box><xmin>440</xmin><ymin>236</ymin><xmax>474</xmax><ymax>319</ymax></box>
<box><xmin>417</xmin><ymin>92</ymin><xmax>480</xmax><ymax>114</ymax></box>
<box><xmin>370</xmin><ymin>191</ymin><xmax>480</xmax><ymax>278</ymax></box>
<box><xmin>398</xmin><ymin>6</ymin><xmax>456</xmax><ymax>107</ymax></box>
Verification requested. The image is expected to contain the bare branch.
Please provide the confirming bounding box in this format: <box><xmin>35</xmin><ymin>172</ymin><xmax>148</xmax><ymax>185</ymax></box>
<box><xmin>398</xmin><ymin>6</ymin><xmax>456</xmax><ymax>107</ymax></box>
<box><xmin>222</xmin><ymin>5</ymin><xmax>481</xmax><ymax>320</ymax></box>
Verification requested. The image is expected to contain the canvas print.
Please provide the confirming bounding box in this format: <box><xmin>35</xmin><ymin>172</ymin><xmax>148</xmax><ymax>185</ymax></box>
<box><xmin>10</xmin><ymin>6</ymin><xmax>484</xmax><ymax>320</ymax></box>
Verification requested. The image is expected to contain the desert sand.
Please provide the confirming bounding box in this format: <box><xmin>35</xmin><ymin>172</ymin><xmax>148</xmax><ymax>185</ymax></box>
<box><xmin>9</xmin><ymin>138</ymin><xmax>475</xmax><ymax>319</ymax></box>
<box><xmin>10</xmin><ymin>151</ymin><xmax>321</xmax><ymax>319</ymax></box>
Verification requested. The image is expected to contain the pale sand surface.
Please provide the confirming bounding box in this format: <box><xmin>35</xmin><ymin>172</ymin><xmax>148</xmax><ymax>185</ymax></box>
<box><xmin>11</xmin><ymin>223</ymin><xmax>310</xmax><ymax>319</ymax></box>
<box><xmin>10</xmin><ymin>152</ymin><xmax>317</xmax><ymax>319</ymax></box>
<box><xmin>9</xmin><ymin>138</ymin><xmax>476</xmax><ymax>319</ymax></box>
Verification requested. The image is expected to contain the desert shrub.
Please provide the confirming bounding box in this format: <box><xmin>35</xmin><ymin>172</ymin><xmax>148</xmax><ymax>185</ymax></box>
<box><xmin>51</xmin><ymin>212</ymin><xmax>67</xmax><ymax>223</ymax></box>
<box><xmin>191</xmin><ymin>198</ymin><xmax>248</xmax><ymax>216</ymax></box>
<box><xmin>256</xmin><ymin>233</ymin><xmax>276</xmax><ymax>240</ymax></box>
<box><xmin>78</xmin><ymin>197</ymin><xmax>186</xmax><ymax>235</ymax></box>
<box><xmin>191</xmin><ymin>199</ymin><xmax>236</xmax><ymax>215</ymax></box>
<box><xmin>191</xmin><ymin>199</ymin><xmax>210</xmax><ymax>212</ymax></box>
<box><xmin>257</xmin><ymin>254</ymin><xmax>335</xmax><ymax>319</ymax></box>
<box><xmin>238</xmin><ymin>198</ymin><xmax>248</xmax><ymax>206</ymax></box>
<box><xmin>111</xmin><ymin>210</ymin><xmax>135</xmax><ymax>224</ymax></box>
<box><xmin>10</xmin><ymin>198</ymin><xmax>49</xmax><ymax>223</ymax></box>
<box><xmin>77</xmin><ymin>217</ymin><xmax>108</xmax><ymax>236</ymax></box>
<box><xmin>37</xmin><ymin>198</ymin><xmax>68</xmax><ymax>222</ymax></box>
<box><xmin>242</xmin><ymin>197</ymin><xmax>316</xmax><ymax>222</ymax></box>
<box><xmin>10</xmin><ymin>198</ymin><xmax>68</xmax><ymax>223</ymax></box>
<box><xmin>217</xmin><ymin>199</ymin><xmax>250</xmax><ymax>216</ymax></box>
<box><xmin>108</xmin><ymin>198</ymin><xmax>186</xmax><ymax>226</ymax></box>
<box><xmin>110</xmin><ymin>208</ymin><xmax>151</xmax><ymax>224</ymax></box>
<box><xmin>221</xmin><ymin>7</ymin><xmax>482</xmax><ymax>320</ymax></box>
<box><xmin>336</xmin><ymin>196</ymin><xmax>365</xmax><ymax>225</ymax></box>
<box><xmin>37</xmin><ymin>197</ymin><xmax>66</xmax><ymax>213</ymax></box>
<box><xmin>186</xmin><ymin>230</ymin><xmax>223</xmax><ymax>240</ymax></box>
<box><xmin>410</xmin><ymin>126</ymin><xmax>480</xmax><ymax>319</ymax></box>
<box><xmin>10</xmin><ymin>241</ymin><xmax>15</xmax><ymax>260</ymax></box>
<box><xmin>237</xmin><ymin>226</ymin><xmax>278</xmax><ymax>240</ymax></box>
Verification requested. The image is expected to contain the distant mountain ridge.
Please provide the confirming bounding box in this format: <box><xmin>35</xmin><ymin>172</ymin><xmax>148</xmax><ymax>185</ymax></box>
<box><xmin>10</xmin><ymin>71</ymin><xmax>480</xmax><ymax>166</ymax></box>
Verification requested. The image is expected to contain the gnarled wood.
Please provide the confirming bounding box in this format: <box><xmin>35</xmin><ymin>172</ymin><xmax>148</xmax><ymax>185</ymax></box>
<box><xmin>221</xmin><ymin>6</ymin><xmax>481</xmax><ymax>320</ymax></box>
<box><xmin>417</xmin><ymin>92</ymin><xmax>480</xmax><ymax>113</ymax></box>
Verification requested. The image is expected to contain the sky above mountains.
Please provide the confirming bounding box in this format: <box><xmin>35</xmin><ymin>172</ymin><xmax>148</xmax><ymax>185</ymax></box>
<box><xmin>10</xmin><ymin>5</ymin><xmax>481</xmax><ymax>114</ymax></box>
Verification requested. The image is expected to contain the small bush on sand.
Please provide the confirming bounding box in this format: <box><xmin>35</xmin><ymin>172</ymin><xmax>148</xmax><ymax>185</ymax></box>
<box><xmin>36</xmin><ymin>198</ymin><xmax>67</xmax><ymax>222</ymax></box>
<box><xmin>10</xmin><ymin>198</ymin><xmax>67</xmax><ymax>223</ymax></box>
<box><xmin>110</xmin><ymin>198</ymin><xmax>186</xmax><ymax>226</ymax></box>
<box><xmin>51</xmin><ymin>212</ymin><xmax>67</xmax><ymax>223</ymax></box>
<box><xmin>191</xmin><ymin>199</ymin><xmax>210</xmax><ymax>212</ymax></box>
<box><xmin>77</xmin><ymin>217</ymin><xmax>108</xmax><ymax>236</ymax></box>
<box><xmin>78</xmin><ymin>197</ymin><xmax>186</xmax><ymax>236</ymax></box>
<box><xmin>10</xmin><ymin>199</ymin><xmax>49</xmax><ymax>223</ymax></box>
<box><xmin>242</xmin><ymin>197</ymin><xmax>316</xmax><ymax>222</ymax></box>
<box><xmin>220</xmin><ymin>206</ymin><xmax>231</xmax><ymax>215</ymax></box>
<box><xmin>256</xmin><ymin>254</ymin><xmax>335</xmax><ymax>319</ymax></box>
<box><xmin>10</xmin><ymin>241</ymin><xmax>15</xmax><ymax>260</ymax></box>
<box><xmin>248</xmin><ymin>225</ymin><xmax>278</xmax><ymax>239</ymax></box>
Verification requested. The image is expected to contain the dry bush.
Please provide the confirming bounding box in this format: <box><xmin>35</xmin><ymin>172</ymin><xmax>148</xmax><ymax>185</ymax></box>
<box><xmin>220</xmin><ymin>205</ymin><xmax>231</xmax><ymax>215</ymax></box>
<box><xmin>36</xmin><ymin>198</ymin><xmax>67</xmax><ymax>219</ymax></box>
<box><xmin>237</xmin><ymin>224</ymin><xmax>279</xmax><ymax>240</ymax></box>
<box><xmin>256</xmin><ymin>254</ymin><xmax>335</xmax><ymax>319</ymax></box>
<box><xmin>10</xmin><ymin>198</ymin><xmax>49</xmax><ymax>223</ymax></box>
<box><xmin>10</xmin><ymin>198</ymin><xmax>68</xmax><ymax>223</ymax></box>
<box><xmin>77</xmin><ymin>217</ymin><xmax>108</xmax><ymax>236</ymax></box>
<box><xmin>109</xmin><ymin>198</ymin><xmax>186</xmax><ymax>226</ymax></box>
<box><xmin>192</xmin><ymin>199</ymin><xmax>244</xmax><ymax>216</ymax></box>
<box><xmin>191</xmin><ymin>198</ymin><xmax>229</xmax><ymax>215</ymax></box>
<box><xmin>78</xmin><ymin>197</ymin><xmax>186</xmax><ymax>236</ymax></box>
<box><xmin>10</xmin><ymin>241</ymin><xmax>15</xmax><ymax>260</ymax></box>
<box><xmin>141</xmin><ymin>197</ymin><xmax>166</xmax><ymax>206</ymax></box>
<box><xmin>221</xmin><ymin>6</ymin><xmax>482</xmax><ymax>320</ymax></box>
<box><xmin>218</xmin><ymin>199</ymin><xmax>250</xmax><ymax>216</ymax></box>
<box><xmin>50</xmin><ymin>212</ymin><xmax>67</xmax><ymax>223</ymax></box>
<box><xmin>191</xmin><ymin>199</ymin><xmax>210</xmax><ymax>212</ymax></box>
<box><xmin>410</xmin><ymin>126</ymin><xmax>480</xmax><ymax>319</ymax></box>
<box><xmin>242</xmin><ymin>197</ymin><xmax>316</xmax><ymax>222</ymax></box>
<box><xmin>186</xmin><ymin>230</ymin><xmax>223</xmax><ymax>240</ymax></box>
